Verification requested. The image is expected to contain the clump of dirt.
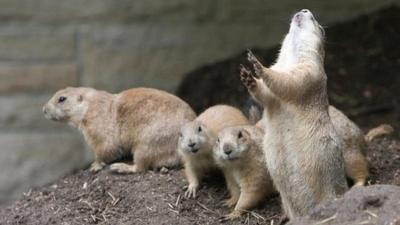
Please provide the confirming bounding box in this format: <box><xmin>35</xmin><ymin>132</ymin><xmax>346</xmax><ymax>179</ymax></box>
<box><xmin>368</xmin><ymin>137</ymin><xmax>400</xmax><ymax>186</ymax></box>
<box><xmin>288</xmin><ymin>185</ymin><xmax>400</xmax><ymax>225</ymax></box>
<box><xmin>0</xmin><ymin>5</ymin><xmax>399</xmax><ymax>225</ymax></box>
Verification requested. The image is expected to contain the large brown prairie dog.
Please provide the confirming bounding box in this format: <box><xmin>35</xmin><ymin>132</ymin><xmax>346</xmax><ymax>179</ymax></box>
<box><xmin>329</xmin><ymin>106</ymin><xmax>368</xmax><ymax>186</ymax></box>
<box><xmin>43</xmin><ymin>87</ymin><xmax>196</xmax><ymax>173</ymax></box>
<box><xmin>178</xmin><ymin>105</ymin><xmax>249</xmax><ymax>198</ymax></box>
<box><xmin>240</xmin><ymin>9</ymin><xmax>347</xmax><ymax>219</ymax></box>
<box><xmin>214</xmin><ymin>125</ymin><xmax>275</xmax><ymax>220</ymax></box>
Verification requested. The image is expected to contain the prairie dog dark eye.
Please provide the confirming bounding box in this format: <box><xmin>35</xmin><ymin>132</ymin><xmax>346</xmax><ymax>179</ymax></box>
<box><xmin>179</xmin><ymin>132</ymin><xmax>182</xmax><ymax>138</ymax></box>
<box><xmin>198</xmin><ymin>126</ymin><xmax>202</xmax><ymax>133</ymax></box>
<box><xmin>58</xmin><ymin>96</ymin><xmax>67</xmax><ymax>103</ymax></box>
<box><xmin>216</xmin><ymin>138</ymin><xmax>220</xmax><ymax>143</ymax></box>
<box><xmin>238</xmin><ymin>131</ymin><xmax>243</xmax><ymax>139</ymax></box>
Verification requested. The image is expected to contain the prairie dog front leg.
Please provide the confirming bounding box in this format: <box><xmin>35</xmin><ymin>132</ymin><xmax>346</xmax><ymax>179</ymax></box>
<box><xmin>239</xmin><ymin>64</ymin><xmax>274</xmax><ymax>106</ymax></box>
<box><xmin>184</xmin><ymin>163</ymin><xmax>202</xmax><ymax>198</ymax></box>
<box><xmin>223</xmin><ymin>170</ymin><xmax>240</xmax><ymax>207</ymax></box>
<box><xmin>247</xmin><ymin>50</ymin><xmax>317</xmax><ymax>102</ymax></box>
<box><xmin>223</xmin><ymin>191</ymin><xmax>265</xmax><ymax>220</ymax></box>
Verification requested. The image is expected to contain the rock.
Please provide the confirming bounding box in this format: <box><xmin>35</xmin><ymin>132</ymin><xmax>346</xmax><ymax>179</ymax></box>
<box><xmin>0</xmin><ymin>131</ymin><xmax>92</xmax><ymax>204</ymax></box>
<box><xmin>288</xmin><ymin>185</ymin><xmax>400</xmax><ymax>225</ymax></box>
<box><xmin>0</xmin><ymin>63</ymin><xmax>78</xmax><ymax>93</ymax></box>
<box><xmin>0</xmin><ymin>0</ymin><xmax>391</xmax><ymax>24</ymax></box>
<box><xmin>160</xmin><ymin>167</ymin><xmax>169</xmax><ymax>174</ymax></box>
<box><xmin>0</xmin><ymin>26</ymin><xmax>75</xmax><ymax>61</ymax></box>
<box><xmin>0</xmin><ymin>94</ymin><xmax>66</xmax><ymax>130</ymax></box>
<box><xmin>79</xmin><ymin>23</ymin><xmax>285</xmax><ymax>93</ymax></box>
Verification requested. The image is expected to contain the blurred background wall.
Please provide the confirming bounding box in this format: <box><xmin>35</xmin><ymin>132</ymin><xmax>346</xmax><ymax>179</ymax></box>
<box><xmin>0</xmin><ymin>0</ymin><xmax>398</xmax><ymax>204</ymax></box>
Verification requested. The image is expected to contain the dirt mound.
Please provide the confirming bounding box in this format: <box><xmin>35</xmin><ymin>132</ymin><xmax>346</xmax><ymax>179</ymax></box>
<box><xmin>0</xmin><ymin>169</ymin><xmax>281</xmax><ymax>225</ymax></box>
<box><xmin>0</xmin><ymin>135</ymin><xmax>397</xmax><ymax>225</ymax></box>
<box><xmin>368</xmin><ymin>137</ymin><xmax>400</xmax><ymax>186</ymax></box>
<box><xmin>288</xmin><ymin>185</ymin><xmax>400</xmax><ymax>225</ymax></box>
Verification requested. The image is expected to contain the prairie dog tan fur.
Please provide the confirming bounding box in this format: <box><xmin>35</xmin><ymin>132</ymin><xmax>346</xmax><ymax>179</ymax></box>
<box><xmin>249</xmin><ymin>102</ymin><xmax>369</xmax><ymax>186</ymax></box>
<box><xmin>329</xmin><ymin>106</ymin><xmax>368</xmax><ymax>186</ymax></box>
<box><xmin>43</xmin><ymin>87</ymin><xmax>196</xmax><ymax>173</ymax></box>
<box><xmin>178</xmin><ymin>105</ymin><xmax>249</xmax><ymax>198</ymax></box>
<box><xmin>365</xmin><ymin>124</ymin><xmax>394</xmax><ymax>142</ymax></box>
<box><xmin>240</xmin><ymin>9</ymin><xmax>347</xmax><ymax>219</ymax></box>
<box><xmin>214</xmin><ymin>125</ymin><xmax>275</xmax><ymax>220</ymax></box>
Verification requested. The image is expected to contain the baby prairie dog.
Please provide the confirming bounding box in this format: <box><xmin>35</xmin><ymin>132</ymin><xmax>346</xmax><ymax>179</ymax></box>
<box><xmin>214</xmin><ymin>125</ymin><xmax>275</xmax><ymax>220</ymax></box>
<box><xmin>240</xmin><ymin>9</ymin><xmax>348</xmax><ymax>219</ymax></box>
<box><xmin>178</xmin><ymin>105</ymin><xmax>249</xmax><ymax>198</ymax></box>
<box><xmin>43</xmin><ymin>87</ymin><xmax>196</xmax><ymax>173</ymax></box>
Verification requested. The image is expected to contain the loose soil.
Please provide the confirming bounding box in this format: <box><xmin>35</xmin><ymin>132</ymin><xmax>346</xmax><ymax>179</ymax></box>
<box><xmin>0</xmin><ymin>5</ymin><xmax>399</xmax><ymax>225</ymax></box>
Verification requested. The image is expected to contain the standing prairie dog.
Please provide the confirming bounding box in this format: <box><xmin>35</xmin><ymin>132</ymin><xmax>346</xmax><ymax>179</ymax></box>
<box><xmin>240</xmin><ymin>9</ymin><xmax>348</xmax><ymax>219</ymax></box>
<box><xmin>178</xmin><ymin>105</ymin><xmax>249</xmax><ymax>198</ymax></box>
<box><xmin>214</xmin><ymin>125</ymin><xmax>275</xmax><ymax>220</ymax></box>
<box><xmin>43</xmin><ymin>87</ymin><xmax>196</xmax><ymax>173</ymax></box>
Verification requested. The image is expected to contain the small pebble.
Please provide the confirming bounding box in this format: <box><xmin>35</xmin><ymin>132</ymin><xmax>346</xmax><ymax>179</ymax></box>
<box><xmin>160</xmin><ymin>167</ymin><xmax>169</xmax><ymax>174</ymax></box>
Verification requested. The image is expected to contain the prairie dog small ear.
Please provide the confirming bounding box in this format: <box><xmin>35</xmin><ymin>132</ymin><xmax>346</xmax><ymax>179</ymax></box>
<box><xmin>238</xmin><ymin>131</ymin><xmax>243</xmax><ymax>139</ymax></box>
<box><xmin>78</xmin><ymin>95</ymin><xmax>83</xmax><ymax>102</ymax></box>
<box><xmin>238</xmin><ymin>129</ymin><xmax>250</xmax><ymax>140</ymax></box>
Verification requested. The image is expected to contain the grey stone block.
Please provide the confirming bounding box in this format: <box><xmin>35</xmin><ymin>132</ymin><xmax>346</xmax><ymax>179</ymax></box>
<box><xmin>0</xmin><ymin>131</ymin><xmax>92</xmax><ymax>204</ymax></box>
<box><xmin>0</xmin><ymin>0</ymin><xmax>216</xmax><ymax>24</ymax></box>
<box><xmin>0</xmin><ymin>94</ymin><xmax>67</xmax><ymax>130</ymax></box>
<box><xmin>0</xmin><ymin>0</ymin><xmax>395</xmax><ymax>24</ymax></box>
<box><xmin>0</xmin><ymin>63</ymin><xmax>78</xmax><ymax>93</ymax></box>
<box><xmin>80</xmin><ymin>23</ymin><xmax>285</xmax><ymax>93</ymax></box>
<box><xmin>0</xmin><ymin>27</ymin><xmax>75</xmax><ymax>61</ymax></box>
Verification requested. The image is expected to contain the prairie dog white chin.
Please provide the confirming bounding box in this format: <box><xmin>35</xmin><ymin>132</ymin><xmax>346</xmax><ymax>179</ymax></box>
<box><xmin>178</xmin><ymin>121</ymin><xmax>214</xmax><ymax>156</ymax></box>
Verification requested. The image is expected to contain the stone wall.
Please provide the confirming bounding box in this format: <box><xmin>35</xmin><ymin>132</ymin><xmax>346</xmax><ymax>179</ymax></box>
<box><xmin>0</xmin><ymin>0</ymin><xmax>398</xmax><ymax>204</ymax></box>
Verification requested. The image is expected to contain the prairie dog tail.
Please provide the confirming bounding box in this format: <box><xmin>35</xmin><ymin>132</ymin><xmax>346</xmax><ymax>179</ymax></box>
<box><xmin>346</xmin><ymin>123</ymin><xmax>394</xmax><ymax>186</ymax></box>
<box><xmin>365</xmin><ymin>124</ymin><xmax>394</xmax><ymax>142</ymax></box>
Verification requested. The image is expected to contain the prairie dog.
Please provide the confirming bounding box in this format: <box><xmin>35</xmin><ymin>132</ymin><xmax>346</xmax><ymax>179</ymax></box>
<box><xmin>248</xmin><ymin>101</ymin><xmax>368</xmax><ymax>186</ymax></box>
<box><xmin>365</xmin><ymin>124</ymin><xmax>394</xmax><ymax>142</ymax></box>
<box><xmin>240</xmin><ymin>9</ymin><xmax>348</xmax><ymax>219</ymax></box>
<box><xmin>178</xmin><ymin>105</ymin><xmax>249</xmax><ymax>198</ymax></box>
<box><xmin>329</xmin><ymin>106</ymin><xmax>368</xmax><ymax>186</ymax></box>
<box><xmin>214</xmin><ymin>125</ymin><xmax>275</xmax><ymax>220</ymax></box>
<box><xmin>43</xmin><ymin>87</ymin><xmax>196</xmax><ymax>173</ymax></box>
